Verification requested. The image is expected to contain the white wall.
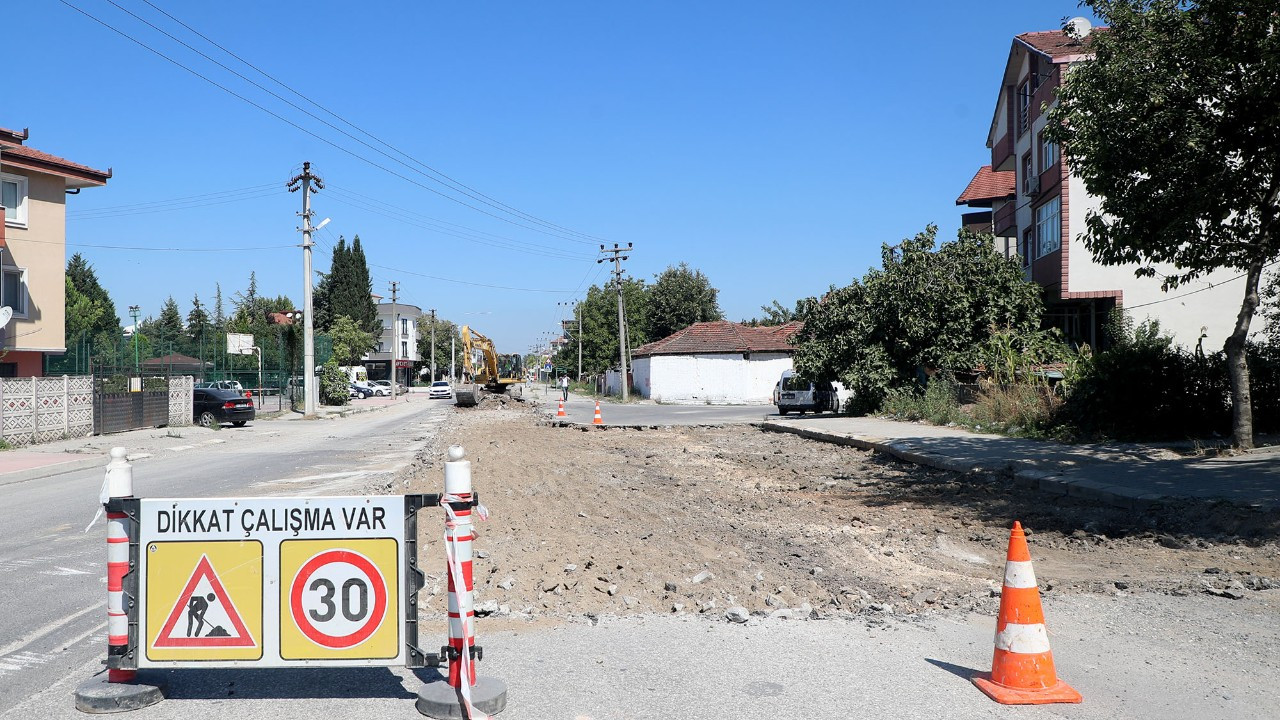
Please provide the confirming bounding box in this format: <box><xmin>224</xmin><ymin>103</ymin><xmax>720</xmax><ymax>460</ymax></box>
<box><xmin>641</xmin><ymin>353</ymin><xmax>793</xmax><ymax>405</ymax></box>
<box><xmin>1066</xmin><ymin>174</ymin><xmax>1261</xmax><ymax>351</ymax></box>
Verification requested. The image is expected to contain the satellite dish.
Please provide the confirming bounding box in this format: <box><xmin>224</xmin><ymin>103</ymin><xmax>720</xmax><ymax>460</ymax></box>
<box><xmin>1066</xmin><ymin>16</ymin><xmax>1093</xmax><ymax>39</ymax></box>
<box><xmin>0</xmin><ymin>306</ymin><xmax>12</xmax><ymax>328</ymax></box>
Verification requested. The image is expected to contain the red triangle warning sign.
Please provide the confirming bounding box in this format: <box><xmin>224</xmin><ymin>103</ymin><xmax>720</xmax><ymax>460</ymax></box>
<box><xmin>154</xmin><ymin>554</ymin><xmax>256</xmax><ymax>648</ymax></box>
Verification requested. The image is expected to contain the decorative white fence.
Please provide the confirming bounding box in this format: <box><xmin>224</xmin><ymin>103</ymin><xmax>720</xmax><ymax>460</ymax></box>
<box><xmin>168</xmin><ymin>376</ymin><xmax>194</xmax><ymax>427</ymax></box>
<box><xmin>0</xmin><ymin>376</ymin><xmax>94</xmax><ymax>446</ymax></box>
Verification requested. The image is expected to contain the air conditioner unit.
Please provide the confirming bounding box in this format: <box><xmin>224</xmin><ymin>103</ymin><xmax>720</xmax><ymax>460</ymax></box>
<box><xmin>1024</xmin><ymin>176</ymin><xmax>1041</xmax><ymax>197</ymax></box>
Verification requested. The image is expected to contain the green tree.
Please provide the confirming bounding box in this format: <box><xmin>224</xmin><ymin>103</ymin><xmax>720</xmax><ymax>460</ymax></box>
<box><xmin>560</xmin><ymin>279</ymin><xmax>649</xmax><ymax>374</ymax></box>
<box><xmin>186</xmin><ymin>294</ymin><xmax>211</xmax><ymax>360</ymax></box>
<box><xmin>744</xmin><ymin>298</ymin><xmax>816</xmax><ymax>326</ymax></box>
<box><xmin>644</xmin><ymin>263</ymin><xmax>723</xmax><ymax>340</ymax></box>
<box><xmin>416</xmin><ymin>315</ymin><xmax>462</xmax><ymax>381</ymax></box>
<box><xmin>1047</xmin><ymin>0</ymin><xmax>1280</xmax><ymax>448</ymax></box>
<box><xmin>792</xmin><ymin>226</ymin><xmax>1044</xmax><ymax>409</ymax></box>
<box><xmin>152</xmin><ymin>296</ymin><xmax>185</xmax><ymax>356</ymax></box>
<box><xmin>329</xmin><ymin>314</ymin><xmax>374</xmax><ymax>366</ymax></box>
<box><xmin>319</xmin><ymin>235</ymin><xmax>380</xmax><ymax>339</ymax></box>
<box><xmin>65</xmin><ymin>254</ymin><xmax>120</xmax><ymax>358</ymax></box>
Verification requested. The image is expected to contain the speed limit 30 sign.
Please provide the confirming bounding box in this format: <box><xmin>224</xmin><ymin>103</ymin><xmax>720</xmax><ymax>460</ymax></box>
<box><xmin>280</xmin><ymin>539</ymin><xmax>399</xmax><ymax>660</ymax></box>
<box><xmin>138</xmin><ymin>496</ymin><xmax>409</xmax><ymax>668</ymax></box>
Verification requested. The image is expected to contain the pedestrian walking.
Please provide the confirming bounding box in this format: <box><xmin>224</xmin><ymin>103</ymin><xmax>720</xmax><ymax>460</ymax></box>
<box><xmin>560</xmin><ymin>374</ymin><xmax>569</xmax><ymax>401</ymax></box>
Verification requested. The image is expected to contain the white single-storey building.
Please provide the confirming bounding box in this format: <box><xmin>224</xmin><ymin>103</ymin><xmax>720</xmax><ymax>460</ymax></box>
<box><xmin>630</xmin><ymin>321</ymin><xmax>802</xmax><ymax>405</ymax></box>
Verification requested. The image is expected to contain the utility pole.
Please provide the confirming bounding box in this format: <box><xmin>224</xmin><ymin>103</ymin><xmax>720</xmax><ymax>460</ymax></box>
<box><xmin>429</xmin><ymin>309</ymin><xmax>437</xmax><ymax>384</ymax></box>
<box><xmin>388</xmin><ymin>280</ymin><xmax>399</xmax><ymax>400</ymax></box>
<box><xmin>128</xmin><ymin>305</ymin><xmax>140</xmax><ymax>371</ymax></box>
<box><xmin>287</xmin><ymin>162</ymin><xmax>323</xmax><ymax>417</ymax></box>
<box><xmin>558</xmin><ymin>300</ymin><xmax>583</xmax><ymax>382</ymax></box>
<box><xmin>597</xmin><ymin>243</ymin><xmax>633</xmax><ymax>400</ymax></box>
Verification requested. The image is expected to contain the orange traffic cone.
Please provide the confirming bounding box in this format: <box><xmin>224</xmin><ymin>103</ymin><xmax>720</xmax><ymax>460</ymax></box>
<box><xmin>592</xmin><ymin>401</ymin><xmax>604</xmax><ymax>425</ymax></box>
<box><xmin>973</xmin><ymin>521</ymin><xmax>1081</xmax><ymax>705</ymax></box>
<box><xmin>556</xmin><ymin>399</ymin><xmax>567</xmax><ymax>417</ymax></box>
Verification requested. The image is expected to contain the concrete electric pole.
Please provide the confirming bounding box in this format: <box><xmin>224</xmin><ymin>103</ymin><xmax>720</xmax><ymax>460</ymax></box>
<box><xmin>597</xmin><ymin>243</ymin><xmax>633</xmax><ymax>400</ymax></box>
<box><xmin>430</xmin><ymin>309</ymin><xmax>437</xmax><ymax>384</ymax></box>
<box><xmin>388</xmin><ymin>280</ymin><xmax>399</xmax><ymax>400</ymax></box>
<box><xmin>287</xmin><ymin>162</ymin><xmax>323</xmax><ymax>417</ymax></box>
<box><xmin>558</xmin><ymin>300</ymin><xmax>582</xmax><ymax>382</ymax></box>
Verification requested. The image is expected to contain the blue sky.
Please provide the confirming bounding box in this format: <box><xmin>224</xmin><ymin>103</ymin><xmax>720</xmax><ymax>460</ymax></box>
<box><xmin>7</xmin><ymin>1</ymin><xmax>1097</xmax><ymax>353</ymax></box>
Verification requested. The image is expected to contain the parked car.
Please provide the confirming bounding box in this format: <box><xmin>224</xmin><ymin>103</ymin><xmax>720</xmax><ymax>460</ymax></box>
<box><xmin>773</xmin><ymin>370</ymin><xmax>840</xmax><ymax>415</ymax></box>
<box><xmin>193</xmin><ymin>387</ymin><xmax>255</xmax><ymax>427</ymax></box>
<box><xmin>353</xmin><ymin>380</ymin><xmax>386</xmax><ymax>397</ymax></box>
<box><xmin>429</xmin><ymin>380</ymin><xmax>452</xmax><ymax>399</ymax></box>
<box><xmin>196</xmin><ymin>380</ymin><xmax>244</xmax><ymax>392</ymax></box>
<box><xmin>349</xmin><ymin>383</ymin><xmax>375</xmax><ymax>399</ymax></box>
<box><xmin>371</xmin><ymin>380</ymin><xmax>406</xmax><ymax>394</ymax></box>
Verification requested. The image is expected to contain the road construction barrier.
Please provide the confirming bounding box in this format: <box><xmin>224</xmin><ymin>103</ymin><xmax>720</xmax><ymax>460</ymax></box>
<box><xmin>973</xmin><ymin>521</ymin><xmax>1081</xmax><ymax>705</ymax></box>
<box><xmin>74</xmin><ymin>445</ymin><xmax>507</xmax><ymax>717</ymax></box>
<box><xmin>592</xmin><ymin>400</ymin><xmax>604</xmax><ymax>425</ymax></box>
<box><xmin>556</xmin><ymin>399</ymin><xmax>567</xmax><ymax>417</ymax></box>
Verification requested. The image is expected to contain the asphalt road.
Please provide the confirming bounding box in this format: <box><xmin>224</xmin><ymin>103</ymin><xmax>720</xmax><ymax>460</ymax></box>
<box><xmin>531</xmin><ymin>385</ymin><xmax>796</xmax><ymax>426</ymax></box>
<box><xmin>0</xmin><ymin>397</ymin><xmax>453</xmax><ymax>712</ymax></box>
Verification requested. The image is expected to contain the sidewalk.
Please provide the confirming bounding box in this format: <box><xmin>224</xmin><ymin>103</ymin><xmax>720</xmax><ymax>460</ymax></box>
<box><xmin>763</xmin><ymin>415</ymin><xmax>1280</xmax><ymax>510</ymax></box>
<box><xmin>0</xmin><ymin>393</ymin><xmax>421</xmax><ymax>487</ymax></box>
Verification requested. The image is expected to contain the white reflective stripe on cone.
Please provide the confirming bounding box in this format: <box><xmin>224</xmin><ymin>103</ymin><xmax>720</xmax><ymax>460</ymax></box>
<box><xmin>1003</xmin><ymin>560</ymin><xmax>1037</xmax><ymax>589</ymax></box>
<box><xmin>994</xmin><ymin>622</ymin><xmax>1051</xmax><ymax>654</ymax></box>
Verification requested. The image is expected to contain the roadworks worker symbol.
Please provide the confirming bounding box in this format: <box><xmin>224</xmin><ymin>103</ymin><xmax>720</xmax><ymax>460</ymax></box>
<box><xmin>146</xmin><ymin>541</ymin><xmax>263</xmax><ymax>661</ymax></box>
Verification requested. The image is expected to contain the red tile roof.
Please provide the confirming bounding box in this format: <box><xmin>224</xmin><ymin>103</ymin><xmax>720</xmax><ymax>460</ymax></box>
<box><xmin>1017</xmin><ymin>28</ymin><xmax>1102</xmax><ymax>60</ymax></box>
<box><xmin>0</xmin><ymin>128</ymin><xmax>110</xmax><ymax>186</ymax></box>
<box><xmin>956</xmin><ymin>165</ymin><xmax>1015</xmax><ymax>206</ymax></box>
<box><xmin>632</xmin><ymin>321</ymin><xmax>803</xmax><ymax>357</ymax></box>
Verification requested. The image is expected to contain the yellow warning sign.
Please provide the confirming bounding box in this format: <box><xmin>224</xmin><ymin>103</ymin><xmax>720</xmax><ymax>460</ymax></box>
<box><xmin>278</xmin><ymin>538</ymin><xmax>399</xmax><ymax>661</ymax></box>
<box><xmin>146</xmin><ymin>540</ymin><xmax>263</xmax><ymax>662</ymax></box>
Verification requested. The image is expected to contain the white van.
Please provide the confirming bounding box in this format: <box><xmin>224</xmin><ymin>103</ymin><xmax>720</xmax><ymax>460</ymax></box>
<box><xmin>773</xmin><ymin>370</ymin><xmax>844</xmax><ymax>415</ymax></box>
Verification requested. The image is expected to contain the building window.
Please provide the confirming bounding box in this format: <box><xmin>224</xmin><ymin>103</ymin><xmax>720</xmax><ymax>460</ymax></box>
<box><xmin>401</xmin><ymin>340</ymin><xmax>408</xmax><ymax>357</ymax></box>
<box><xmin>1017</xmin><ymin>79</ymin><xmax>1032</xmax><ymax>136</ymax></box>
<box><xmin>1035</xmin><ymin>196</ymin><xmax>1062</xmax><ymax>258</ymax></box>
<box><xmin>1021</xmin><ymin>153</ymin><xmax>1034</xmax><ymax>195</ymax></box>
<box><xmin>2</xmin><ymin>173</ymin><xmax>29</xmax><ymax>227</ymax></box>
<box><xmin>2</xmin><ymin>266</ymin><xmax>27</xmax><ymax>316</ymax></box>
<box><xmin>1021</xmin><ymin>228</ymin><xmax>1034</xmax><ymax>268</ymax></box>
<box><xmin>400</xmin><ymin>318</ymin><xmax>409</xmax><ymax>336</ymax></box>
<box><xmin>1040</xmin><ymin>132</ymin><xmax>1058</xmax><ymax>172</ymax></box>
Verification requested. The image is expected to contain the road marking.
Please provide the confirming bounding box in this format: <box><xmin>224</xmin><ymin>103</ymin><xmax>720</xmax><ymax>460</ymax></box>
<box><xmin>168</xmin><ymin>445</ymin><xmax>195</xmax><ymax>452</ymax></box>
<box><xmin>39</xmin><ymin>566</ymin><xmax>90</xmax><ymax>576</ymax></box>
<box><xmin>0</xmin><ymin>601</ymin><xmax>105</xmax><ymax>657</ymax></box>
<box><xmin>59</xmin><ymin>620</ymin><xmax>107</xmax><ymax>651</ymax></box>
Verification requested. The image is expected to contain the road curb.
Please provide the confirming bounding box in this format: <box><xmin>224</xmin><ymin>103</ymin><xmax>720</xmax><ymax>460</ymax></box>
<box><xmin>757</xmin><ymin>421</ymin><xmax>1200</xmax><ymax>512</ymax></box>
<box><xmin>0</xmin><ymin>454</ymin><xmax>105</xmax><ymax>488</ymax></box>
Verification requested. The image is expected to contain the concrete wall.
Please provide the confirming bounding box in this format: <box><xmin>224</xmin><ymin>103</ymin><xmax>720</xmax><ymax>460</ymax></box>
<box><xmin>1064</xmin><ymin>172</ymin><xmax>1253</xmax><ymax>351</ymax></box>
<box><xmin>639</xmin><ymin>352</ymin><xmax>793</xmax><ymax>405</ymax></box>
<box><xmin>2</xmin><ymin>170</ymin><xmax>67</xmax><ymax>356</ymax></box>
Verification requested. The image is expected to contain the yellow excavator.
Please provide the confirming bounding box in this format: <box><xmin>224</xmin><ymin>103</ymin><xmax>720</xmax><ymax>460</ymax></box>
<box><xmin>455</xmin><ymin>325</ymin><xmax>524</xmax><ymax>407</ymax></box>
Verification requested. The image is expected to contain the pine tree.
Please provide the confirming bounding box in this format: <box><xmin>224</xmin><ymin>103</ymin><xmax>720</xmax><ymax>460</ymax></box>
<box><xmin>65</xmin><ymin>254</ymin><xmax>121</xmax><ymax>358</ymax></box>
<box><xmin>154</xmin><ymin>297</ymin><xmax>185</xmax><ymax>357</ymax></box>
<box><xmin>186</xmin><ymin>293</ymin><xmax>211</xmax><ymax>359</ymax></box>
<box><xmin>347</xmin><ymin>236</ymin><xmax>379</xmax><ymax>337</ymax></box>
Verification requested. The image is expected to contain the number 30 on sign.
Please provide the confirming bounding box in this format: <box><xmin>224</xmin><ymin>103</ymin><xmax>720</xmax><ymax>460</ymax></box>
<box><xmin>279</xmin><ymin>539</ymin><xmax>399</xmax><ymax>660</ymax></box>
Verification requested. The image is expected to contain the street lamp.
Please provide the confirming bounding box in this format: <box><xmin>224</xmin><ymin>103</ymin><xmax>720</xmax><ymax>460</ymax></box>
<box><xmin>128</xmin><ymin>305</ymin><xmax>140</xmax><ymax>371</ymax></box>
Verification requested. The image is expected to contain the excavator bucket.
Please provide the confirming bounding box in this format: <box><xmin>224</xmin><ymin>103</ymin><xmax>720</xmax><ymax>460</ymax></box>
<box><xmin>454</xmin><ymin>384</ymin><xmax>481</xmax><ymax>407</ymax></box>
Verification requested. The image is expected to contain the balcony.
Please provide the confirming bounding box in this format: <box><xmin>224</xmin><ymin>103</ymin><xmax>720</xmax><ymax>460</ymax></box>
<box><xmin>993</xmin><ymin>202</ymin><xmax>1017</xmax><ymax>237</ymax></box>
<box><xmin>991</xmin><ymin>131</ymin><xmax>1015</xmax><ymax>172</ymax></box>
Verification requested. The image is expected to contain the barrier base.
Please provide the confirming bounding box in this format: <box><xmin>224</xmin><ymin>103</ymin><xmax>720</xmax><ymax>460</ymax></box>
<box><xmin>416</xmin><ymin>676</ymin><xmax>507</xmax><ymax>718</ymax></box>
<box><xmin>74</xmin><ymin>672</ymin><xmax>167</xmax><ymax>714</ymax></box>
<box><xmin>973</xmin><ymin>675</ymin><xmax>1082</xmax><ymax>705</ymax></box>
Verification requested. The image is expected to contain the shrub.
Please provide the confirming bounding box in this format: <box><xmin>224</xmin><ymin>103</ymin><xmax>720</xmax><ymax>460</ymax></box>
<box><xmin>318</xmin><ymin>360</ymin><xmax>349</xmax><ymax>406</ymax></box>
<box><xmin>971</xmin><ymin>382</ymin><xmax>1059</xmax><ymax>436</ymax></box>
<box><xmin>880</xmin><ymin>376</ymin><xmax>960</xmax><ymax>425</ymax></box>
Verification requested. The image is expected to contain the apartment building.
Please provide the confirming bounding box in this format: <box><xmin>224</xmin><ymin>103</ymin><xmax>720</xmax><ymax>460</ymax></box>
<box><xmin>366</xmin><ymin>301</ymin><xmax>421</xmax><ymax>385</ymax></box>
<box><xmin>0</xmin><ymin>127</ymin><xmax>110</xmax><ymax>375</ymax></box>
<box><xmin>957</xmin><ymin>27</ymin><xmax>1244</xmax><ymax>350</ymax></box>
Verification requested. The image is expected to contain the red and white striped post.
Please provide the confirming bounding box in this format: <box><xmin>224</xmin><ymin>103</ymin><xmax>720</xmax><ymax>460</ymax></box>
<box><xmin>418</xmin><ymin>445</ymin><xmax>506</xmax><ymax>718</ymax></box>
<box><xmin>104</xmin><ymin>447</ymin><xmax>134</xmax><ymax>683</ymax></box>
<box><xmin>443</xmin><ymin>445</ymin><xmax>477</xmax><ymax>689</ymax></box>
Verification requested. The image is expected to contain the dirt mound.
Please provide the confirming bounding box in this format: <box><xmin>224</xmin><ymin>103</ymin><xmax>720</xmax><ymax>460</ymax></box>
<box><xmin>396</xmin><ymin>402</ymin><xmax>1280</xmax><ymax>626</ymax></box>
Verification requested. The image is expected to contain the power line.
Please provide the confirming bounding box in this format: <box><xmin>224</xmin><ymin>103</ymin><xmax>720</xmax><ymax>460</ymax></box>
<box><xmin>67</xmin><ymin>187</ymin><xmax>282</xmax><ymax>220</ymax></box>
<box><xmin>18</xmin><ymin>235</ymin><xmax>293</xmax><ymax>251</ymax></box>
<box><xmin>137</xmin><ymin>0</ymin><xmax>608</xmax><ymax>245</ymax></box>
<box><xmin>67</xmin><ymin>0</ymin><xmax>601</xmax><ymax>247</ymax></box>
<box><xmin>66</xmin><ymin>182</ymin><xmax>279</xmax><ymax>215</ymax></box>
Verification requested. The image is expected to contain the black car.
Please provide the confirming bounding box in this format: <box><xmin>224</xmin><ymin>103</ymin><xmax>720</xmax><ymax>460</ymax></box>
<box><xmin>193</xmin><ymin>387</ymin><xmax>255</xmax><ymax>427</ymax></box>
